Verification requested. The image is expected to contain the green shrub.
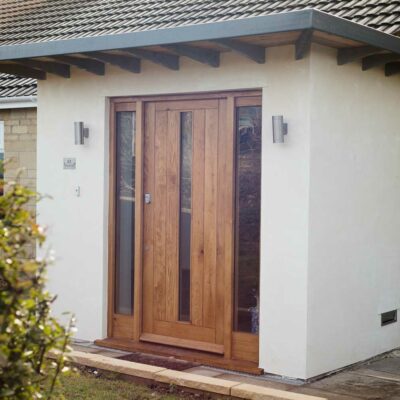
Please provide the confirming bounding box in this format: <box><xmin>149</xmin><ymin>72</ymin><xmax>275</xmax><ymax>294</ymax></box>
<box><xmin>0</xmin><ymin>176</ymin><xmax>74</xmax><ymax>399</ymax></box>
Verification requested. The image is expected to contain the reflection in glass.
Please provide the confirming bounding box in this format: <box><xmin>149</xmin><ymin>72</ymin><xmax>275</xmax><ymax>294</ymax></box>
<box><xmin>179</xmin><ymin>112</ymin><xmax>193</xmax><ymax>322</ymax></box>
<box><xmin>234</xmin><ymin>106</ymin><xmax>262</xmax><ymax>333</ymax></box>
<box><xmin>115</xmin><ymin>111</ymin><xmax>136</xmax><ymax>315</ymax></box>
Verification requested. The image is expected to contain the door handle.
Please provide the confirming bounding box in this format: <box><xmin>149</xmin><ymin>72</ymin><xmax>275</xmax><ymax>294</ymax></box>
<box><xmin>144</xmin><ymin>193</ymin><xmax>152</xmax><ymax>204</ymax></box>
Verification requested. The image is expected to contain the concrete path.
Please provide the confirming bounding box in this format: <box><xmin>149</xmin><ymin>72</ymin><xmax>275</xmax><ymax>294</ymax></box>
<box><xmin>72</xmin><ymin>342</ymin><xmax>400</xmax><ymax>399</ymax></box>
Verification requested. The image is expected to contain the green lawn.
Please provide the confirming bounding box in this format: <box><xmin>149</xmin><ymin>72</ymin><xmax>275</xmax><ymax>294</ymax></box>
<box><xmin>51</xmin><ymin>370</ymin><xmax>190</xmax><ymax>400</ymax></box>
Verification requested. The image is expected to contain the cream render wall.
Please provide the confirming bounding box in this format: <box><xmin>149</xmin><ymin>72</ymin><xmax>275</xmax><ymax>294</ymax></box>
<box><xmin>36</xmin><ymin>42</ymin><xmax>400</xmax><ymax>380</ymax></box>
<box><xmin>37</xmin><ymin>46</ymin><xmax>312</xmax><ymax>379</ymax></box>
<box><xmin>306</xmin><ymin>44</ymin><xmax>400</xmax><ymax>378</ymax></box>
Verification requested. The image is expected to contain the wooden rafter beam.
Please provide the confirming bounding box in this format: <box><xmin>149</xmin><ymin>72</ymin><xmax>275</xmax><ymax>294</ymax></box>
<box><xmin>295</xmin><ymin>29</ymin><xmax>313</xmax><ymax>60</ymax></box>
<box><xmin>124</xmin><ymin>48</ymin><xmax>179</xmax><ymax>71</ymax></box>
<box><xmin>49</xmin><ymin>55</ymin><xmax>105</xmax><ymax>75</ymax></box>
<box><xmin>164</xmin><ymin>44</ymin><xmax>220</xmax><ymax>67</ymax></box>
<box><xmin>212</xmin><ymin>38</ymin><xmax>265</xmax><ymax>64</ymax></box>
<box><xmin>12</xmin><ymin>58</ymin><xmax>70</xmax><ymax>78</ymax></box>
<box><xmin>0</xmin><ymin>63</ymin><xmax>46</xmax><ymax>80</ymax></box>
<box><xmin>362</xmin><ymin>53</ymin><xmax>400</xmax><ymax>70</ymax></box>
<box><xmin>337</xmin><ymin>46</ymin><xmax>381</xmax><ymax>65</ymax></box>
<box><xmin>385</xmin><ymin>62</ymin><xmax>400</xmax><ymax>77</ymax></box>
<box><xmin>83</xmin><ymin>51</ymin><xmax>141</xmax><ymax>73</ymax></box>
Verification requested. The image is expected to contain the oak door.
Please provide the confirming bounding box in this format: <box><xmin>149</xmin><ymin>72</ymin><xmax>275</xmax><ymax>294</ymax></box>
<box><xmin>141</xmin><ymin>98</ymin><xmax>231</xmax><ymax>354</ymax></box>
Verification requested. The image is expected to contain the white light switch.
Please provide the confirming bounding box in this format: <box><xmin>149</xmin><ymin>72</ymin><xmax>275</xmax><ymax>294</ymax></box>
<box><xmin>75</xmin><ymin>186</ymin><xmax>81</xmax><ymax>197</ymax></box>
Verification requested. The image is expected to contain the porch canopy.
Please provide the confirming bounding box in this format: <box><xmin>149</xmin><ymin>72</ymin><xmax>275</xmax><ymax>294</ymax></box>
<box><xmin>1</xmin><ymin>9</ymin><xmax>400</xmax><ymax>79</ymax></box>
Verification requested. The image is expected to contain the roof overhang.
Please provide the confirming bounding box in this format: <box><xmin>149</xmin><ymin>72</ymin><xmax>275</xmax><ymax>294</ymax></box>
<box><xmin>0</xmin><ymin>9</ymin><xmax>400</xmax><ymax>59</ymax></box>
<box><xmin>0</xmin><ymin>9</ymin><xmax>399</xmax><ymax>79</ymax></box>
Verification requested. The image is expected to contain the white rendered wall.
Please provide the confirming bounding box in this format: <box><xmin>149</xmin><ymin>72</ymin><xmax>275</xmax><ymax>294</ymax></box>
<box><xmin>306</xmin><ymin>44</ymin><xmax>400</xmax><ymax>378</ymax></box>
<box><xmin>36</xmin><ymin>46</ymin><xmax>311</xmax><ymax>378</ymax></box>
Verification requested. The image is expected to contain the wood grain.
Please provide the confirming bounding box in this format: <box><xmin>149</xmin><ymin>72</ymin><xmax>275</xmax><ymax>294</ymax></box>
<box><xmin>142</xmin><ymin>102</ymin><xmax>156</xmax><ymax>334</ymax></box>
<box><xmin>232</xmin><ymin>332</ymin><xmax>259</xmax><ymax>363</ymax></box>
<box><xmin>191</xmin><ymin>109</ymin><xmax>205</xmax><ymax>327</ymax></box>
<box><xmin>153</xmin><ymin>110</ymin><xmax>168</xmax><ymax>321</ymax></box>
<box><xmin>223</xmin><ymin>95</ymin><xmax>235</xmax><ymax>359</ymax></box>
<box><xmin>216</xmin><ymin>98</ymin><xmax>227</xmax><ymax>346</ymax></box>
<box><xmin>203</xmin><ymin>108</ymin><xmax>218</xmax><ymax>330</ymax></box>
<box><xmin>109</xmin><ymin>91</ymin><xmax>262</xmax><ymax>368</ymax></box>
<box><xmin>133</xmin><ymin>100</ymin><xmax>144</xmax><ymax>341</ymax></box>
<box><xmin>141</xmin><ymin>333</ymin><xmax>224</xmax><ymax>354</ymax></box>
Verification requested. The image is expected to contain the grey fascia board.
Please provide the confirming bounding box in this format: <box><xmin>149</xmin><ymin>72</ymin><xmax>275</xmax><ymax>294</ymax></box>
<box><xmin>0</xmin><ymin>9</ymin><xmax>400</xmax><ymax>61</ymax></box>
<box><xmin>311</xmin><ymin>10</ymin><xmax>400</xmax><ymax>54</ymax></box>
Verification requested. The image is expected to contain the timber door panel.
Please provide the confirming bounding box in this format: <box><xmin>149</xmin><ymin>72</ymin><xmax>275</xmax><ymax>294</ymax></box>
<box><xmin>142</xmin><ymin>99</ymin><xmax>229</xmax><ymax>353</ymax></box>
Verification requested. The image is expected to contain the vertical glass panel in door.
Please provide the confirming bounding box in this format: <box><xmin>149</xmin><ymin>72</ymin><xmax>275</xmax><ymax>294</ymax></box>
<box><xmin>115</xmin><ymin>111</ymin><xmax>136</xmax><ymax>315</ymax></box>
<box><xmin>179</xmin><ymin>112</ymin><xmax>193</xmax><ymax>322</ymax></box>
<box><xmin>234</xmin><ymin>106</ymin><xmax>262</xmax><ymax>333</ymax></box>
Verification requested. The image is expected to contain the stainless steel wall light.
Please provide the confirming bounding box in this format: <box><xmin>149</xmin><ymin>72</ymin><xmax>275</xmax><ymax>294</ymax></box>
<box><xmin>272</xmin><ymin>116</ymin><xmax>288</xmax><ymax>143</ymax></box>
<box><xmin>74</xmin><ymin>121</ymin><xmax>89</xmax><ymax>145</ymax></box>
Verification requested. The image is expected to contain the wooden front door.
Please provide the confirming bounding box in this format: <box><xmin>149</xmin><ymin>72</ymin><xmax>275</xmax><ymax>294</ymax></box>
<box><xmin>141</xmin><ymin>98</ymin><xmax>230</xmax><ymax>354</ymax></box>
<box><xmin>105</xmin><ymin>92</ymin><xmax>262</xmax><ymax>371</ymax></box>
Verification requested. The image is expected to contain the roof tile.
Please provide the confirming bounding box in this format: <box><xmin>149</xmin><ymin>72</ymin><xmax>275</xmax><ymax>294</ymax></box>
<box><xmin>0</xmin><ymin>0</ymin><xmax>399</xmax><ymax>48</ymax></box>
<box><xmin>0</xmin><ymin>73</ymin><xmax>36</xmax><ymax>98</ymax></box>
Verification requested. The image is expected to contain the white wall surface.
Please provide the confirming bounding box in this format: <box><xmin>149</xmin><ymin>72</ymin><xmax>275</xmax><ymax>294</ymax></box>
<box><xmin>37</xmin><ymin>43</ymin><xmax>400</xmax><ymax>380</ymax></box>
<box><xmin>306</xmin><ymin>44</ymin><xmax>400</xmax><ymax>378</ymax></box>
<box><xmin>37</xmin><ymin>46</ymin><xmax>311</xmax><ymax>379</ymax></box>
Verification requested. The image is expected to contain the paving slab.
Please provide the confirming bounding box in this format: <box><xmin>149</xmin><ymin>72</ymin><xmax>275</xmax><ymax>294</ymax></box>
<box><xmin>155</xmin><ymin>369</ymin><xmax>240</xmax><ymax>395</ymax></box>
<box><xmin>308</xmin><ymin>371</ymin><xmax>400</xmax><ymax>399</ymax></box>
<box><xmin>290</xmin><ymin>387</ymin><xmax>363</xmax><ymax>400</ymax></box>
<box><xmin>216</xmin><ymin>373</ymin><xmax>295</xmax><ymax>392</ymax></box>
<box><xmin>72</xmin><ymin>344</ymin><xmax>102</xmax><ymax>354</ymax></box>
<box><xmin>90</xmin><ymin>350</ymin><xmax>127</xmax><ymax>358</ymax></box>
<box><xmin>231</xmin><ymin>383</ymin><xmax>326</xmax><ymax>400</ymax></box>
<box><xmin>184</xmin><ymin>366</ymin><xmax>224</xmax><ymax>377</ymax></box>
<box><xmin>72</xmin><ymin>343</ymin><xmax>131</xmax><ymax>357</ymax></box>
<box><xmin>365</xmin><ymin>357</ymin><xmax>400</xmax><ymax>375</ymax></box>
<box><xmin>351</xmin><ymin>368</ymin><xmax>400</xmax><ymax>383</ymax></box>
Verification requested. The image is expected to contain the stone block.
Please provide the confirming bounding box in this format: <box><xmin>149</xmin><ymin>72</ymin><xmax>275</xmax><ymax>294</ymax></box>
<box><xmin>19</xmin><ymin>152</ymin><xmax>36</xmax><ymax>169</ymax></box>
<box><xmin>12</xmin><ymin>125</ymin><xmax>28</xmax><ymax>134</ymax></box>
<box><xmin>231</xmin><ymin>384</ymin><xmax>326</xmax><ymax>400</ymax></box>
<box><xmin>70</xmin><ymin>351</ymin><xmax>166</xmax><ymax>380</ymax></box>
<box><xmin>155</xmin><ymin>369</ymin><xmax>240</xmax><ymax>395</ymax></box>
<box><xmin>6</xmin><ymin>140</ymin><xmax>36</xmax><ymax>152</ymax></box>
<box><xmin>10</xmin><ymin>110</ymin><xmax>26</xmax><ymax>119</ymax></box>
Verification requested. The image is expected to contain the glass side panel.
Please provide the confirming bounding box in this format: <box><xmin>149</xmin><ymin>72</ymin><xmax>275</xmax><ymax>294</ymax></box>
<box><xmin>179</xmin><ymin>111</ymin><xmax>193</xmax><ymax>322</ymax></box>
<box><xmin>234</xmin><ymin>106</ymin><xmax>262</xmax><ymax>333</ymax></box>
<box><xmin>115</xmin><ymin>111</ymin><xmax>136</xmax><ymax>315</ymax></box>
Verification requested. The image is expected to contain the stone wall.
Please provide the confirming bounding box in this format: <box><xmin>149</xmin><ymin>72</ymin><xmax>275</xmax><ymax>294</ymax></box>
<box><xmin>0</xmin><ymin>107</ymin><xmax>37</xmax><ymax>207</ymax></box>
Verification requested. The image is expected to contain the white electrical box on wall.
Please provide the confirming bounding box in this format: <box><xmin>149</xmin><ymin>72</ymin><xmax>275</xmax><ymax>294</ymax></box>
<box><xmin>63</xmin><ymin>157</ymin><xmax>76</xmax><ymax>170</ymax></box>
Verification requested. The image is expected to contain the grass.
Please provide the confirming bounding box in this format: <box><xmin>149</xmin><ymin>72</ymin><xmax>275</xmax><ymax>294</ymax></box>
<box><xmin>51</xmin><ymin>369</ymin><xmax>191</xmax><ymax>400</ymax></box>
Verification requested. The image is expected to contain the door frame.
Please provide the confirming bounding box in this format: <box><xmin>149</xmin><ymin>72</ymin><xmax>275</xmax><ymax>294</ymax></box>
<box><xmin>107</xmin><ymin>89</ymin><xmax>262</xmax><ymax>364</ymax></box>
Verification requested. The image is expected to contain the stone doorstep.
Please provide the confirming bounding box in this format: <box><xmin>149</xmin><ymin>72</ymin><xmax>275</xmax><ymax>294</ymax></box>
<box><xmin>155</xmin><ymin>368</ymin><xmax>237</xmax><ymax>395</ymax></box>
<box><xmin>70</xmin><ymin>350</ymin><xmax>326</xmax><ymax>400</ymax></box>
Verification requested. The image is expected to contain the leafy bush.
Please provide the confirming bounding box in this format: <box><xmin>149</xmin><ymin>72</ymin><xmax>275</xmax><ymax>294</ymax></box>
<box><xmin>0</xmin><ymin>176</ymin><xmax>74</xmax><ymax>399</ymax></box>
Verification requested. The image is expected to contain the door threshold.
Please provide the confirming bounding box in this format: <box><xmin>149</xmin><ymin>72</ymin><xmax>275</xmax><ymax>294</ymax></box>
<box><xmin>140</xmin><ymin>333</ymin><xmax>224</xmax><ymax>354</ymax></box>
<box><xmin>95</xmin><ymin>338</ymin><xmax>263</xmax><ymax>375</ymax></box>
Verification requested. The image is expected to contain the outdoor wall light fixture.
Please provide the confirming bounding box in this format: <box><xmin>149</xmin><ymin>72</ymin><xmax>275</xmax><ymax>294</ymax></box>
<box><xmin>272</xmin><ymin>115</ymin><xmax>288</xmax><ymax>143</ymax></box>
<box><xmin>74</xmin><ymin>121</ymin><xmax>89</xmax><ymax>145</ymax></box>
